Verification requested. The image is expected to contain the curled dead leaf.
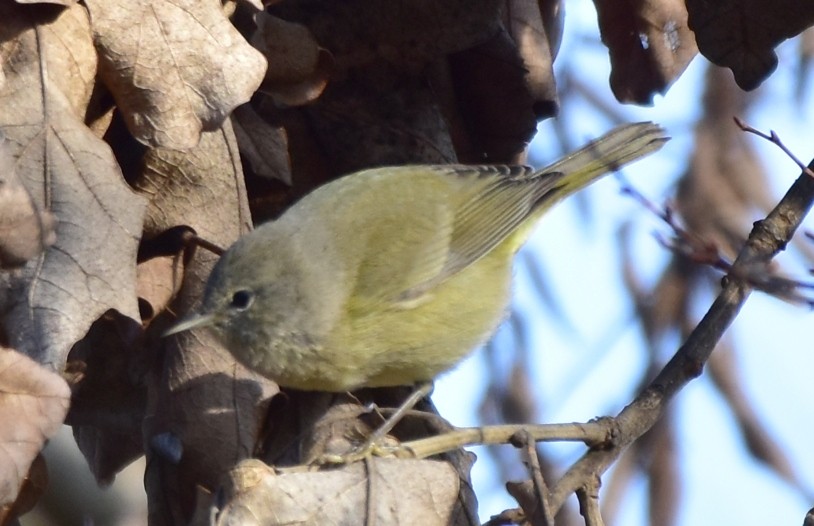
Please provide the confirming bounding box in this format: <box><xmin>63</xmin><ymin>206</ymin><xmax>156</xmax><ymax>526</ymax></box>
<box><xmin>447</xmin><ymin>29</ymin><xmax>539</xmax><ymax>163</ymax></box>
<box><xmin>506</xmin><ymin>0</ymin><xmax>559</xmax><ymax>118</ymax></box>
<box><xmin>677</xmin><ymin>66</ymin><xmax>772</xmax><ymax>260</ymax></box>
<box><xmin>85</xmin><ymin>0</ymin><xmax>268</xmax><ymax>149</ymax></box>
<box><xmin>0</xmin><ymin>453</ymin><xmax>48</xmax><ymax>525</ymax></box>
<box><xmin>15</xmin><ymin>0</ymin><xmax>78</xmax><ymax>5</ymax></box>
<box><xmin>686</xmin><ymin>0</ymin><xmax>814</xmax><ymax>90</ymax></box>
<box><xmin>299</xmin><ymin>65</ymin><xmax>457</xmax><ymax>174</ymax></box>
<box><xmin>212</xmin><ymin>458</ymin><xmax>459</xmax><ymax>526</ymax></box>
<box><xmin>232</xmin><ymin>104</ymin><xmax>292</xmax><ymax>185</ymax></box>
<box><xmin>253</xmin><ymin>13</ymin><xmax>333</xmax><ymax>107</ymax></box>
<box><xmin>0</xmin><ymin>347</ymin><xmax>70</xmax><ymax>519</ymax></box>
<box><xmin>136</xmin><ymin>255</ymin><xmax>184</xmax><ymax>324</ymax></box>
<box><xmin>67</xmin><ymin>312</ymin><xmax>145</xmax><ymax>484</ymax></box>
<box><xmin>269</xmin><ymin>0</ymin><xmax>503</xmax><ymax>72</ymax></box>
<box><xmin>595</xmin><ymin>0</ymin><xmax>698</xmax><ymax>104</ymax></box>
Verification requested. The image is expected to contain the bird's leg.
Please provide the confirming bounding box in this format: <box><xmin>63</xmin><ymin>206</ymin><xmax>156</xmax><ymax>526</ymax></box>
<box><xmin>365</xmin><ymin>382</ymin><xmax>434</xmax><ymax>447</ymax></box>
<box><xmin>319</xmin><ymin>382</ymin><xmax>434</xmax><ymax>464</ymax></box>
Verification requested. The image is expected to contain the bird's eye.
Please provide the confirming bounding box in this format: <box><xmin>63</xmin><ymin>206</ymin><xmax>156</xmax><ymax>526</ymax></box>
<box><xmin>230</xmin><ymin>289</ymin><xmax>254</xmax><ymax>310</ymax></box>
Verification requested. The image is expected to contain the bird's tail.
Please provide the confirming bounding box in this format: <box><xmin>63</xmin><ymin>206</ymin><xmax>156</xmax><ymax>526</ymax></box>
<box><xmin>535</xmin><ymin>122</ymin><xmax>669</xmax><ymax>197</ymax></box>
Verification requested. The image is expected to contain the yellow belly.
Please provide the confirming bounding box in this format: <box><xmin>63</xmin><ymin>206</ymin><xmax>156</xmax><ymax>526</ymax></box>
<box><xmin>320</xmin><ymin>243</ymin><xmax>515</xmax><ymax>390</ymax></box>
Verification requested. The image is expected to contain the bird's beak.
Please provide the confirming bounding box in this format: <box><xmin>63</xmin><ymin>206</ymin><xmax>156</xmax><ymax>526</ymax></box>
<box><xmin>162</xmin><ymin>312</ymin><xmax>217</xmax><ymax>337</ymax></box>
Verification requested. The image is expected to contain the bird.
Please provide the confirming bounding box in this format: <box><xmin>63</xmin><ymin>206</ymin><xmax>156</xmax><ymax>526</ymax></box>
<box><xmin>165</xmin><ymin>122</ymin><xmax>668</xmax><ymax>395</ymax></box>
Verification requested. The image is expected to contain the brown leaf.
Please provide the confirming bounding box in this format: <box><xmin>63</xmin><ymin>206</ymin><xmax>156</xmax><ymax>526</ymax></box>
<box><xmin>506</xmin><ymin>0</ymin><xmax>559</xmax><ymax>118</ymax></box>
<box><xmin>301</xmin><ymin>63</ymin><xmax>457</xmax><ymax>174</ymax></box>
<box><xmin>537</xmin><ymin>0</ymin><xmax>564</xmax><ymax>59</ymax></box>
<box><xmin>134</xmin><ymin>122</ymin><xmax>277</xmax><ymax>522</ymax></box>
<box><xmin>269</xmin><ymin>0</ymin><xmax>503</xmax><ymax>72</ymax></box>
<box><xmin>244</xmin><ymin>104</ymin><xmax>332</xmax><ymax>222</ymax></box>
<box><xmin>0</xmin><ymin>3</ymin><xmax>146</xmax><ymax>367</ymax></box>
<box><xmin>447</xmin><ymin>29</ymin><xmax>539</xmax><ymax>163</ymax></box>
<box><xmin>67</xmin><ymin>312</ymin><xmax>145</xmax><ymax>484</ymax></box>
<box><xmin>594</xmin><ymin>0</ymin><xmax>698</xmax><ymax>104</ymax></box>
<box><xmin>136</xmin><ymin>254</ymin><xmax>184</xmax><ymax>324</ymax></box>
<box><xmin>0</xmin><ymin>347</ymin><xmax>70</xmax><ymax>517</ymax></box>
<box><xmin>252</xmin><ymin>13</ymin><xmax>332</xmax><ymax>107</ymax></box>
<box><xmin>231</xmin><ymin>103</ymin><xmax>292</xmax><ymax>185</ymax></box>
<box><xmin>621</xmin><ymin>221</ymin><xmax>693</xmax><ymax>343</ymax></box>
<box><xmin>136</xmin><ymin>122</ymin><xmax>252</xmax><ymax>242</ymax></box>
<box><xmin>0</xmin><ymin>141</ymin><xmax>55</xmax><ymax>269</ymax></box>
<box><xmin>600</xmin><ymin>443</ymin><xmax>639</xmax><ymax>523</ymax></box>
<box><xmin>15</xmin><ymin>0</ymin><xmax>77</xmax><ymax>5</ymax></box>
<box><xmin>213</xmin><ymin>459</ymin><xmax>459</xmax><ymax>526</ymax></box>
<box><xmin>686</xmin><ymin>0</ymin><xmax>814</xmax><ymax>90</ymax></box>
<box><xmin>0</xmin><ymin>453</ymin><xmax>48</xmax><ymax>525</ymax></box>
<box><xmin>84</xmin><ymin>0</ymin><xmax>267</xmax><ymax>149</ymax></box>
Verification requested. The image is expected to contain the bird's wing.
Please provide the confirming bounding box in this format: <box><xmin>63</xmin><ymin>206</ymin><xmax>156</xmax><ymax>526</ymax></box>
<box><xmin>343</xmin><ymin>165</ymin><xmax>555</xmax><ymax>309</ymax></box>
<box><xmin>396</xmin><ymin>165</ymin><xmax>556</xmax><ymax>301</ymax></box>
<box><xmin>349</xmin><ymin>123</ymin><xmax>669</xmax><ymax>306</ymax></box>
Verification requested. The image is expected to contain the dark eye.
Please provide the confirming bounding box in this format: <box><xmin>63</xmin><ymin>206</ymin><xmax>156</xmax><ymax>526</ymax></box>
<box><xmin>230</xmin><ymin>289</ymin><xmax>254</xmax><ymax>310</ymax></box>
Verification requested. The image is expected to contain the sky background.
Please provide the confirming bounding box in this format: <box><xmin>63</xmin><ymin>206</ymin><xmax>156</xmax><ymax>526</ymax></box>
<box><xmin>434</xmin><ymin>2</ymin><xmax>814</xmax><ymax>524</ymax></box>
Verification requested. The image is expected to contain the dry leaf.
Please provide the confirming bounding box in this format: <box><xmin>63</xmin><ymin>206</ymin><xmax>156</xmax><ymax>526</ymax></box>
<box><xmin>231</xmin><ymin>104</ymin><xmax>292</xmax><ymax>185</ymax></box>
<box><xmin>134</xmin><ymin>122</ymin><xmax>277</xmax><ymax>522</ymax></box>
<box><xmin>252</xmin><ymin>13</ymin><xmax>332</xmax><ymax>107</ymax></box>
<box><xmin>447</xmin><ymin>29</ymin><xmax>539</xmax><ymax>163</ymax></box>
<box><xmin>506</xmin><ymin>0</ymin><xmax>559</xmax><ymax>118</ymax></box>
<box><xmin>686</xmin><ymin>0</ymin><xmax>814</xmax><ymax>90</ymax></box>
<box><xmin>0</xmin><ymin>347</ymin><xmax>70</xmax><ymax>519</ymax></box>
<box><xmin>136</xmin><ymin>122</ymin><xmax>252</xmax><ymax>241</ymax></box>
<box><xmin>269</xmin><ymin>0</ymin><xmax>503</xmax><ymax>72</ymax></box>
<box><xmin>67</xmin><ymin>312</ymin><xmax>145</xmax><ymax>484</ymax></box>
<box><xmin>302</xmin><ymin>64</ymin><xmax>457</xmax><ymax>174</ymax></box>
<box><xmin>594</xmin><ymin>0</ymin><xmax>698</xmax><ymax>104</ymax></box>
<box><xmin>84</xmin><ymin>0</ymin><xmax>267</xmax><ymax>149</ymax></box>
<box><xmin>213</xmin><ymin>459</ymin><xmax>459</xmax><ymax>526</ymax></box>
<box><xmin>0</xmin><ymin>3</ymin><xmax>146</xmax><ymax>367</ymax></box>
<box><xmin>796</xmin><ymin>27</ymin><xmax>814</xmax><ymax>102</ymax></box>
<box><xmin>244</xmin><ymin>104</ymin><xmax>333</xmax><ymax>221</ymax></box>
<box><xmin>538</xmin><ymin>0</ymin><xmax>564</xmax><ymax>59</ymax></box>
<box><xmin>600</xmin><ymin>444</ymin><xmax>639</xmax><ymax>524</ymax></box>
<box><xmin>1</xmin><ymin>453</ymin><xmax>48</xmax><ymax>525</ymax></box>
<box><xmin>136</xmin><ymin>254</ymin><xmax>184</xmax><ymax>324</ymax></box>
<box><xmin>15</xmin><ymin>0</ymin><xmax>78</xmax><ymax>5</ymax></box>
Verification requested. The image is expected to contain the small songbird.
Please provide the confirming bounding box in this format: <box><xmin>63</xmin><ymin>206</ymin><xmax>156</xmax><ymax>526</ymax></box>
<box><xmin>165</xmin><ymin>122</ymin><xmax>668</xmax><ymax>393</ymax></box>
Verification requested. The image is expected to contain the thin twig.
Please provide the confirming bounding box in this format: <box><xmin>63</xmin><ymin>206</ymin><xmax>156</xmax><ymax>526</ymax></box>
<box><xmin>734</xmin><ymin>116</ymin><xmax>814</xmax><ymax>178</ymax></box>
<box><xmin>511</xmin><ymin>430</ymin><xmax>555</xmax><ymax>526</ymax></box>
<box><xmin>395</xmin><ymin>420</ymin><xmax>613</xmax><ymax>460</ymax></box>
<box><xmin>274</xmin><ymin>420</ymin><xmax>614</xmax><ymax>474</ymax></box>
<box><xmin>185</xmin><ymin>232</ymin><xmax>226</xmax><ymax>256</ymax></box>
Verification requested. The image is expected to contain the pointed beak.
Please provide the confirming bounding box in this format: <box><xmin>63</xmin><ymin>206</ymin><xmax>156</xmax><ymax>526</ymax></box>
<box><xmin>162</xmin><ymin>312</ymin><xmax>217</xmax><ymax>337</ymax></box>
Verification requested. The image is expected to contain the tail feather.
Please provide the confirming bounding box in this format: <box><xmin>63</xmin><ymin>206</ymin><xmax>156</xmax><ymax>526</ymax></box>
<box><xmin>537</xmin><ymin>122</ymin><xmax>669</xmax><ymax>195</ymax></box>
